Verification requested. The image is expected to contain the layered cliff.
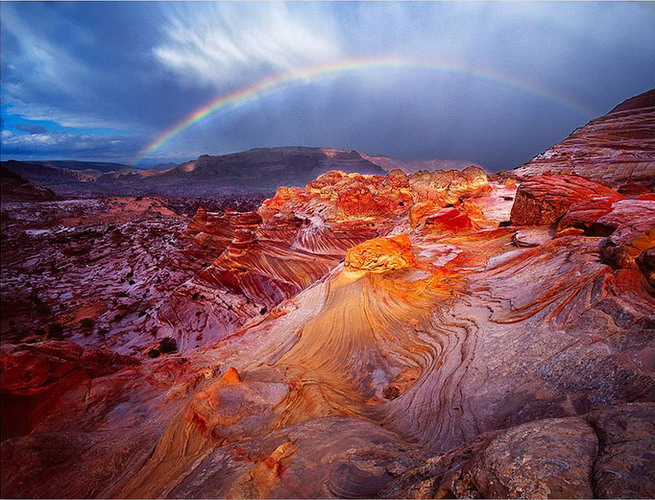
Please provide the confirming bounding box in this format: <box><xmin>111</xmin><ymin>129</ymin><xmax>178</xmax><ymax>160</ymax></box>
<box><xmin>513</xmin><ymin>88</ymin><xmax>655</xmax><ymax>190</ymax></box>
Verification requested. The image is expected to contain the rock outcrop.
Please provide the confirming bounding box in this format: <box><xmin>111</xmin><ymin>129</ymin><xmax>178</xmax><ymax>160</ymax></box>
<box><xmin>381</xmin><ymin>403</ymin><xmax>655</xmax><ymax>499</ymax></box>
<box><xmin>163</xmin><ymin>167</ymin><xmax>493</xmax><ymax>348</ymax></box>
<box><xmin>510</xmin><ymin>174</ymin><xmax>623</xmax><ymax>226</ymax></box>
<box><xmin>345</xmin><ymin>233</ymin><xmax>416</xmax><ymax>273</ymax></box>
<box><xmin>509</xmin><ymin>173</ymin><xmax>655</xmax><ymax>287</ymax></box>
<box><xmin>3</xmin><ymin>167</ymin><xmax>653</xmax><ymax>496</ymax></box>
<box><xmin>1</xmin><ymin>166</ymin><xmax>56</xmax><ymax>202</ymax></box>
<box><xmin>0</xmin><ymin>197</ymin><xmax>210</xmax><ymax>353</ymax></box>
<box><xmin>1</xmin><ymin>341</ymin><xmax>139</xmax><ymax>440</ymax></box>
<box><xmin>513</xmin><ymin>88</ymin><xmax>655</xmax><ymax>190</ymax></box>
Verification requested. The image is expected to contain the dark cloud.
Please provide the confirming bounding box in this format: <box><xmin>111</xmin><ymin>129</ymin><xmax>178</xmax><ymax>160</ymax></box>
<box><xmin>1</xmin><ymin>2</ymin><xmax>654</xmax><ymax>169</ymax></box>
<box><xmin>0</xmin><ymin>130</ymin><xmax>143</xmax><ymax>161</ymax></box>
<box><xmin>15</xmin><ymin>123</ymin><xmax>47</xmax><ymax>135</ymax></box>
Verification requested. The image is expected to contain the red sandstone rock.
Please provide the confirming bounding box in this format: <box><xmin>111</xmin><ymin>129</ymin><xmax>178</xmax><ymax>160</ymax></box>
<box><xmin>220</xmin><ymin>367</ymin><xmax>241</xmax><ymax>384</ymax></box>
<box><xmin>597</xmin><ymin>200</ymin><xmax>655</xmax><ymax>284</ymax></box>
<box><xmin>427</xmin><ymin>207</ymin><xmax>473</xmax><ymax>232</ymax></box>
<box><xmin>510</xmin><ymin>174</ymin><xmax>624</xmax><ymax>226</ymax></box>
<box><xmin>345</xmin><ymin>233</ymin><xmax>416</xmax><ymax>272</ymax></box>
<box><xmin>0</xmin><ymin>341</ymin><xmax>138</xmax><ymax>439</ymax></box>
<box><xmin>408</xmin><ymin>166</ymin><xmax>490</xmax><ymax>205</ymax></box>
<box><xmin>513</xmin><ymin>88</ymin><xmax>655</xmax><ymax>189</ymax></box>
<box><xmin>174</xmin><ymin>167</ymin><xmax>493</xmax><ymax>346</ymax></box>
<box><xmin>513</xmin><ymin>227</ymin><xmax>552</xmax><ymax>247</ymax></box>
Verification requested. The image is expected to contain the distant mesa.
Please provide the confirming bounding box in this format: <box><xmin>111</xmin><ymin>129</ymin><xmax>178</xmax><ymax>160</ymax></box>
<box><xmin>362</xmin><ymin>153</ymin><xmax>483</xmax><ymax>174</ymax></box>
<box><xmin>1</xmin><ymin>159</ymin><xmax>99</xmax><ymax>189</ymax></box>
<box><xmin>27</xmin><ymin>160</ymin><xmax>134</xmax><ymax>174</ymax></box>
<box><xmin>163</xmin><ymin>147</ymin><xmax>385</xmax><ymax>189</ymax></box>
<box><xmin>0</xmin><ymin>147</ymin><xmax>483</xmax><ymax>198</ymax></box>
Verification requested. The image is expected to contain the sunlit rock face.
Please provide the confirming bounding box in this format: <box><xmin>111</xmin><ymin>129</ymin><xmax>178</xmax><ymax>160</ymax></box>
<box><xmin>164</xmin><ymin>168</ymin><xmax>493</xmax><ymax>349</ymax></box>
<box><xmin>1</xmin><ymin>90</ymin><xmax>655</xmax><ymax>499</ymax></box>
<box><xmin>345</xmin><ymin>234</ymin><xmax>416</xmax><ymax>273</ymax></box>
<box><xmin>513</xmin><ymin>88</ymin><xmax>655</xmax><ymax>190</ymax></box>
<box><xmin>408</xmin><ymin>166</ymin><xmax>490</xmax><ymax>204</ymax></box>
<box><xmin>510</xmin><ymin>174</ymin><xmax>624</xmax><ymax>226</ymax></box>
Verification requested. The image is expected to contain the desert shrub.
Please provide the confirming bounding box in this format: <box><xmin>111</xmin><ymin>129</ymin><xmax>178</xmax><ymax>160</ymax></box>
<box><xmin>159</xmin><ymin>337</ymin><xmax>178</xmax><ymax>354</ymax></box>
<box><xmin>35</xmin><ymin>303</ymin><xmax>51</xmax><ymax>315</ymax></box>
<box><xmin>382</xmin><ymin>385</ymin><xmax>401</xmax><ymax>400</ymax></box>
<box><xmin>47</xmin><ymin>323</ymin><xmax>64</xmax><ymax>339</ymax></box>
<box><xmin>80</xmin><ymin>318</ymin><xmax>94</xmax><ymax>328</ymax></box>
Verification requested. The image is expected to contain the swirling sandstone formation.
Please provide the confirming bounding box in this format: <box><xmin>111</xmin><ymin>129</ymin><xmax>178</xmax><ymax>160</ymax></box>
<box><xmin>1</xmin><ymin>90</ymin><xmax>654</xmax><ymax>499</ymax></box>
<box><xmin>160</xmin><ymin>167</ymin><xmax>490</xmax><ymax>347</ymax></box>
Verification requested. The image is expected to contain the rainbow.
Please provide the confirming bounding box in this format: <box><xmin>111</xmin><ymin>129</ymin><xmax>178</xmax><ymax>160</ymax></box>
<box><xmin>134</xmin><ymin>57</ymin><xmax>594</xmax><ymax>162</ymax></box>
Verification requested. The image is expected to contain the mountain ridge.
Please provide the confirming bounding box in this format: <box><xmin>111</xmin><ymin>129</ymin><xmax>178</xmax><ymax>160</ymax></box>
<box><xmin>3</xmin><ymin>146</ymin><xmax>484</xmax><ymax>197</ymax></box>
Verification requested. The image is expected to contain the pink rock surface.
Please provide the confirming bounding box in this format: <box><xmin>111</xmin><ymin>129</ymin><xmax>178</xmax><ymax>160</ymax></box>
<box><xmin>510</xmin><ymin>174</ymin><xmax>623</xmax><ymax>226</ymax></box>
<box><xmin>513</xmin><ymin>88</ymin><xmax>655</xmax><ymax>190</ymax></box>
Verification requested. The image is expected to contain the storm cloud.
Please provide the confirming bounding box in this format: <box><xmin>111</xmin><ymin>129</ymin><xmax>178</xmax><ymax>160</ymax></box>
<box><xmin>1</xmin><ymin>2</ymin><xmax>653</xmax><ymax>169</ymax></box>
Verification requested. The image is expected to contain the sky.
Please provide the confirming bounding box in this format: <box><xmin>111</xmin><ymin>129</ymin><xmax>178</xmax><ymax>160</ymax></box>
<box><xmin>1</xmin><ymin>1</ymin><xmax>654</xmax><ymax>171</ymax></box>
